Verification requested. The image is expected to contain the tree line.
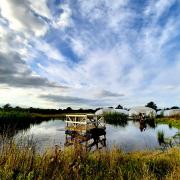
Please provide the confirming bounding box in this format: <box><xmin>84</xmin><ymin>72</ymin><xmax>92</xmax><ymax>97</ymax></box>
<box><xmin>0</xmin><ymin>103</ymin><xmax>98</xmax><ymax>114</ymax></box>
<box><xmin>0</xmin><ymin>102</ymin><xmax>179</xmax><ymax>114</ymax></box>
<box><xmin>115</xmin><ymin>101</ymin><xmax>179</xmax><ymax>111</ymax></box>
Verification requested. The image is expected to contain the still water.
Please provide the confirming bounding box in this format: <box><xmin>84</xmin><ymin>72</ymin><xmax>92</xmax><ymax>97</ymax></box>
<box><xmin>14</xmin><ymin>120</ymin><xmax>179</xmax><ymax>152</ymax></box>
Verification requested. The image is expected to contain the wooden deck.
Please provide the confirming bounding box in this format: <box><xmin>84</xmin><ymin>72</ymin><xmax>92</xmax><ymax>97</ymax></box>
<box><xmin>65</xmin><ymin>124</ymin><xmax>100</xmax><ymax>132</ymax></box>
<box><xmin>65</xmin><ymin>114</ymin><xmax>106</xmax><ymax>150</ymax></box>
<box><xmin>65</xmin><ymin>114</ymin><xmax>105</xmax><ymax>130</ymax></box>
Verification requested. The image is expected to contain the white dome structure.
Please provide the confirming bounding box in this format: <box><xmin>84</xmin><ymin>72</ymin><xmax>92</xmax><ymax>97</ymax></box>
<box><xmin>95</xmin><ymin>108</ymin><xmax>115</xmax><ymax>115</ymax></box>
<box><xmin>129</xmin><ymin>106</ymin><xmax>156</xmax><ymax>118</ymax></box>
<box><xmin>163</xmin><ymin>109</ymin><xmax>180</xmax><ymax>117</ymax></box>
<box><xmin>157</xmin><ymin>110</ymin><xmax>164</xmax><ymax>116</ymax></box>
<box><xmin>95</xmin><ymin>108</ymin><xmax>129</xmax><ymax>116</ymax></box>
<box><xmin>114</xmin><ymin>109</ymin><xmax>129</xmax><ymax>115</ymax></box>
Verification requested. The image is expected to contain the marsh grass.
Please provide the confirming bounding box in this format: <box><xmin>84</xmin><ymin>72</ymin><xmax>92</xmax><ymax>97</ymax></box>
<box><xmin>103</xmin><ymin>112</ymin><xmax>128</xmax><ymax>127</ymax></box>
<box><xmin>156</xmin><ymin>117</ymin><xmax>180</xmax><ymax>129</ymax></box>
<box><xmin>157</xmin><ymin>131</ymin><xmax>165</xmax><ymax>145</ymax></box>
<box><xmin>0</xmin><ymin>138</ymin><xmax>179</xmax><ymax>180</ymax></box>
<box><xmin>0</xmin><ymin>112</ymin><xmax>56</xmax><ymax>141</ymax></box>
<box><xmin>0</xmin><ymin>110</ymin><xmax>32</xmax><ymax>121</ymax></box>
<box><xmin>157</xmin><ymin>130</ymin><xmax>180</xmax><ymax>152</ymax></box>
<box><xmin>0</xmin><ymin>110</ymin><xmax>65</xmax><ymax>121</ymax></box>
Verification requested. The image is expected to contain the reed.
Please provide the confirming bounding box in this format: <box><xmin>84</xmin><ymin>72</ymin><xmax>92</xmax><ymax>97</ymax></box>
<box><xmin>157</xmin><ymin>131</ymin><xmax>165</xmax><ymax>145</ymax></box>
<box><xmin>0</xmin><ymin>110</ymin><xmax>32</xmax><ymax>121</ymax></box>
<box><xmin>103</xmin><ymin>112</ymin><xmax>128</xmax><ymax>127</ymax></box>
<box><xmin>156</xmin><ymin>117</ymin><xmax>180</xmax><ymax>129</ymax></box>
<box><xmin>0</xmin><ymin>110</ymin><xmax>47</xmax><ymax>138</ymax></box>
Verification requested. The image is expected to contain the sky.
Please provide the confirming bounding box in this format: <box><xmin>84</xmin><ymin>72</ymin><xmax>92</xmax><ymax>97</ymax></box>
<box><xmin>0</xmin><ymin>0</ymin><xmax>180</xmax><ymax>109</ymax></box>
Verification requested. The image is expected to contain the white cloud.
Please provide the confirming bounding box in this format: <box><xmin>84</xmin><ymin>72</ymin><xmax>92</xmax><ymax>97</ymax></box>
<box><xmin>34</xmin><ymin>40</ymin><xmax>66</xmax><ymax>62</ymax></box>
<box><xmin>0</xmin><ymin>87</ymin><xmax>62</xmax><ymax>108</ymax></box>
<box><xmin>0</xmin><ymin>24</ymin><xmax>29</xmax><ymax>56</ymax></box>
<box><xmin>0</xmin><ymin>0</ymin><xmax>48</xmax><ymax>37</ymax></box>
<box><xmin>69</xmin><ymin>37</ymin><xmax>87</xmax><ymax>56</ymax></box>
<box><xmin>28</xmin><ymin>0</ymin><xmax>51</xmax><ymax>19</ymax></box>
<box><xmin>54</xmin><ymin>4</ymin><xmax>72</xmax><ymax>29</ymax></box>
<box><xmin>144</xmin><ymin>0</ymin><xmax>176</xmax><ymax>22</ymax></box>
<box><xmin>78</xmin><ymin>0</ymin><xmax>131</xmax><ymax>31</ymax></box>
<box><xmin>0</xmin><ymin>0</ymin><xmax>179</xmax><ymax>108</ymax></box>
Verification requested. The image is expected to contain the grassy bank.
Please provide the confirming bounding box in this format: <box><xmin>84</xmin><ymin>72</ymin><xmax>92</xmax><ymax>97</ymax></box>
<box><xmin>0</xmin><ymin>110</ymin><xmax>65</xmax><ymax>120</ymax></box>
<box><xmin>31</xmin><ymin>113</ymin><xmax>65</xmax><ymax>120</ymax></box>
<box><xmin>0</xmin><ymin>110</ymin><xmax>88</xmax><ymax>121</ymax></box>
<box><xmin>0</xmin><ymin>110</ymin><xmax>32</xmax><ymax>121</ymax></box>
<box><xmin>0</xmin><ymin>111</ymin><xmax>48</xmax><ymax>137</ymax></box>
<box><xmin>0</xmin><ymin>141</ymin><xmax>179</xmax><ymax>180</ymax></box>
<box><xmin>156</xmin><ymin>117</ymin><xmax>180</xmax><ymax>129</ymax></box>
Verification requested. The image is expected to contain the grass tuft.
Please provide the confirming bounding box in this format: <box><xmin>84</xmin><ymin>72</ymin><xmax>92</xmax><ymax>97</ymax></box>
<box><xmin>157</xmin><ymin>131</ymin><xmax>165</xmax><ymax>145</ymax></box>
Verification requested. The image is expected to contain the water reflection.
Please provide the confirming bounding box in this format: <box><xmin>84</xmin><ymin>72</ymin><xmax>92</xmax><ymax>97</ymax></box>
<box><xmin>157</xmin><ymin>130</ymin><xmax>180</xmax><ymax>150</ymax></box>
<box><xmin>106</xmin><ymin>121</ymin><xmax>178</xmax><ymax>152</ymax></box>
<box><xmin>0</xmin><ymin>118</ymin><xmax>47</xmax><ymax>138</ymax></box>
<box><xmin>0</xmin><ymin>119</ymin><xmax>179</xmax><ymax>152</ymax></box>
<box><xmin>139</xmin><ymin>121</ymin><xmax>147</xmax><ymax>132</ymax></box>
<box><xmin>65</xmin><ymin>131</ymin><xmax>106</xmax><ymax>151</ymax></box>
<box><xmin>133</xmin><ymin>119</ymin><xmax>156</xmax><ymax>132</ymax></box>
<box><xmin>65</xmin><ymin>127</ymin><xmax>106</xmax><ymax>151</ymax></box>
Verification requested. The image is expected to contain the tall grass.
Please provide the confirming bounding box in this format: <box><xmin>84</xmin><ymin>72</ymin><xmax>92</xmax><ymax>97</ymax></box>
<box><xmin>0</xmin><ymin>140</ymin><xmax>179</xmax><ymax>180</ymax></box>
<box><xmin>0</xmin><ymin>110</ymin><xmax>47</xmax><ymax>138</ymax></box>
<box><xmin>0</xmin><ymin>110</ymin><xmax>61</xmax><ymax>121</ymax></box>
<box><xmin>0</xmin><ymin>110</ymin><xmax>32</xmax><ymax>121</ymax></box>
<box><xmin>157</xmin><ymin>131</ymin><xmax>165</xmax><ymax>145</ymax></box>
<box><xmin>156</xmin><ymin>117</ymin><xmax>180</xmax><ymax>129</ymax></box>
<box><xmin>103</xmin><ymin>112</ymin><xmax>128</xmax><ymax>126</ymax></box>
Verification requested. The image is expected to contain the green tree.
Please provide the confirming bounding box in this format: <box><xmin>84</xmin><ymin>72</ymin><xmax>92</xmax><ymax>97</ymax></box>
<box><xmin>115</xmin><ymin>104</ymin><xmax>123</xmax><ymax>109</ymax></box>
<box><xmin>3</xmin><ymin>103</ymin><xmax>12</xmax><ymax>110</ymax></box>
<box><xmin>66</xmin><ymin>107</ymin><xmax>72</xmax><ymax>111</ymax></box>
<box><xmin>171</xmin><ymin>106</ymin><xmax>179</xmax><ymax>109</ymax></box>
<box><xmin>145</xmin><ymin>101</ymin><xmax>157</xmax><ymax>111</ymax></box>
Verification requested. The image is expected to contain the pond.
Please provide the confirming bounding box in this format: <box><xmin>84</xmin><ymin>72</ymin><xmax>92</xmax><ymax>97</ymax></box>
<box><xmin>12</xmin><ymin>119</ymin><xmax>179</xmax><ymax>152</ymax></box>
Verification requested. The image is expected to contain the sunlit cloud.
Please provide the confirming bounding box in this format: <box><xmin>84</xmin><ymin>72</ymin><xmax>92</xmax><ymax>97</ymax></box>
<box><xmin>0</xmin><ymin>0</ymin><xmax>179</xmax><ymax>108</ymax></box>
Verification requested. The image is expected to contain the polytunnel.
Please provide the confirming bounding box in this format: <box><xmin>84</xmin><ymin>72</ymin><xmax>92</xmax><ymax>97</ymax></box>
<box><xmin>163</xmin><ymin>109</ymin><xmax>180</xmax><ymax>116</ymax></box>
<box><xmin>129</xmin><ymin>106</ymin><xmax>156</xmax><ymax>118</ymax></box>
<box><xmin>114</xmin><ymin>109</ymin><xmax>129</xmax><ymax>115</ymax></box>
<box><xmin>95</xmin><ymin>108</ymin><xmax>129</xmax><ymax>116</ymax></box>
<box><xmin>157</xmin><ymin>110</ymin><xmax>164</xmax><ymax>116</ymax></box>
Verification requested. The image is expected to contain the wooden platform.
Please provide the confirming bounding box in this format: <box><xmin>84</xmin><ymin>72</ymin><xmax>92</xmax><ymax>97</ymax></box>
<box><xmin>65</xmin><ymin>124</ymin><xmax>102</xmax><ymax>132</ymax></box>
<box><xmin>65</xmin><ymin>114</ymin><xmax>106</xmax><ymax>150</ymax></box>
<box><xmin>65</xmin><ymin>114</ymin><xmax>105</xmax><ymax>130</ymax></box>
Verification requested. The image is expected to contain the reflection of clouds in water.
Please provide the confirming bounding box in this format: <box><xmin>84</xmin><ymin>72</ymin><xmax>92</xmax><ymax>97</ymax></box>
<box><xmin>15</xmin><ymin>120</ymin><xmax>66</xmax><ymax>152</ymax></box>
<box><xmin>15</xmin><ymin>120</ymin><xmax>179</xmax><ymax>152</ymax></box>
<box><xmin>106</xmin><ymin>121</ymin><xmax>178</xmax><ymax>152</ymax></box>
<box><xmin>155</xmin><ymin>125</ymin><xmax>177</xmax><ymax>137</ymax></box>
<box><xmin>26</xmin><ymin>120</ymin><xmax>65</xmax><ymax>135</ymax></box>
<box><xmin>29</xmin><ymin>126</ymin><xmax>57</xmax><ymax>135</ymax></box>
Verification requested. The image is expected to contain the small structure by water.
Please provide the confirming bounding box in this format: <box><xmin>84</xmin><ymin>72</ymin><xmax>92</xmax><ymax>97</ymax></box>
<box><xmin>65</xmin><ymin>114</ymin><xmax>106</xmax><ymax>150</ymax></box>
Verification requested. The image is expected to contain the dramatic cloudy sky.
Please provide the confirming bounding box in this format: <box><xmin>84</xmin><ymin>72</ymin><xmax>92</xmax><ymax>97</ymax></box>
<box><xmin>0</xmin><ymin>0</ymin><xmax>180</xmax><ymax>109</ymax></box>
